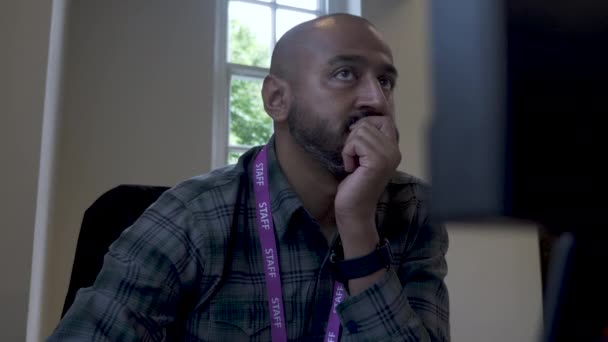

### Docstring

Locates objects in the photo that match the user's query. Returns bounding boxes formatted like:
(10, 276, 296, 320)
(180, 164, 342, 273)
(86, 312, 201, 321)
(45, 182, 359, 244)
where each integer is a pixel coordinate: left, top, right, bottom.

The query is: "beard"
(287, 104, 370, 179)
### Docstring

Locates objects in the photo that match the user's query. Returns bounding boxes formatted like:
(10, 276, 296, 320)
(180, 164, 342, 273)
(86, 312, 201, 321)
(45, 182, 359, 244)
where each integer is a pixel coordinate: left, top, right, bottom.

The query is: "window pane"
(277, 0, 319, 11)
(227, 150, 242, 165)
(229, 77, 273, 147)
(228, 1, 271, 67)
(275, 9, 317, 42)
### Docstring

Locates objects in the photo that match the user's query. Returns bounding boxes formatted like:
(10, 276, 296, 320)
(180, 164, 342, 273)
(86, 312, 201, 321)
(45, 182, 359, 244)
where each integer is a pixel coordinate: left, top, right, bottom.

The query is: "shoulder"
(133, 148, 262, 235)
(161, 146, 261, 214)
(385, 172, 448, 253)
(161, 164, 245, 214)
(377, 171, 432, 236)
(386, 170, 432, 205)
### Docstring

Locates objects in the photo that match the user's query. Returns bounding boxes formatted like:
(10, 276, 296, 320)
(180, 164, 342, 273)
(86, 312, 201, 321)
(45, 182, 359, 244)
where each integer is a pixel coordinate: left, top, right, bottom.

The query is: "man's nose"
(355, 75, 389, 115)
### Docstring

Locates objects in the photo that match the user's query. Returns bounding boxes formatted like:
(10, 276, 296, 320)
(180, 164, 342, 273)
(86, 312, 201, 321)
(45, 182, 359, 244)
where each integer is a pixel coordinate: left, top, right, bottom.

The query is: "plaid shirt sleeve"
(47, 190, 201, 341)
(337, 186, 450, 342)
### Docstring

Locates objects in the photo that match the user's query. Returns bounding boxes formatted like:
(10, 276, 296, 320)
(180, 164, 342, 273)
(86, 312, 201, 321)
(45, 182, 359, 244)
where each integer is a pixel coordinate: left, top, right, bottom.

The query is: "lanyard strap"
(325, 281, 346, 342)
(253, 146, 345, 342)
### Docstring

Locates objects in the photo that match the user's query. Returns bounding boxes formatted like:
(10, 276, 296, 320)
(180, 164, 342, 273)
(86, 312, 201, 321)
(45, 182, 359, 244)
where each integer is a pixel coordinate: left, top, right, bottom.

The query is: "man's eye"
(379, 77, 395, 90)
(335, 69, 355, 81)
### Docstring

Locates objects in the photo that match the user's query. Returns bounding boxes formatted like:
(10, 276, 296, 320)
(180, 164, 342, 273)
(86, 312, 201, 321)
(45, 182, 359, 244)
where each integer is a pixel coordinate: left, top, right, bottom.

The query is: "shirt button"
(345, 320, 358, 333)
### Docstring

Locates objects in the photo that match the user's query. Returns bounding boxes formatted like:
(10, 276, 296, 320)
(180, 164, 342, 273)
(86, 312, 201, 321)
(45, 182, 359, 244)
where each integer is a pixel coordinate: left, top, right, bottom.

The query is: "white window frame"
(211, 0, 361, 168)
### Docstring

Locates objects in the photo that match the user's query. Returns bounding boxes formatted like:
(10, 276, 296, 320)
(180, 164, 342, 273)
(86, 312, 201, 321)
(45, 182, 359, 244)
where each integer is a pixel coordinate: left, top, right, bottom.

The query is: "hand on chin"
(334, 116, 401, 238)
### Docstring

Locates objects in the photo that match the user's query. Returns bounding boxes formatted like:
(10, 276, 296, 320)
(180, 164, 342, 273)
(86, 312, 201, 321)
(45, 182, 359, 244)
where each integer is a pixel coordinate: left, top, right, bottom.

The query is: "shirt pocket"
(209, 299, 297, 339)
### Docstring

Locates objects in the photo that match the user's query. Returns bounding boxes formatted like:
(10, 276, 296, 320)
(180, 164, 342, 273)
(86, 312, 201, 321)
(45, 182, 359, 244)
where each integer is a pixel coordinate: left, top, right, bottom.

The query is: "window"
(212, 0, 361, 167)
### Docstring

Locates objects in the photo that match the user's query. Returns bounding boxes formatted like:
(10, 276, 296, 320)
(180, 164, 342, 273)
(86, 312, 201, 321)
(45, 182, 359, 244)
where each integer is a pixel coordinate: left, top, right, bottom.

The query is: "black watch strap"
(331, 238, 392, 282)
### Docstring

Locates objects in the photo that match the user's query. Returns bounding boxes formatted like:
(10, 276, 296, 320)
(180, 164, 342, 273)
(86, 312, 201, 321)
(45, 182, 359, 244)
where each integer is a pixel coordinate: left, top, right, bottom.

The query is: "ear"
(262, 74, 291, 123)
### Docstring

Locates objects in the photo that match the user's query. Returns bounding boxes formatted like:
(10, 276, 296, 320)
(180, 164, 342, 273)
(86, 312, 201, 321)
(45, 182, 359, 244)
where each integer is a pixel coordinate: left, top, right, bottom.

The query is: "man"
(49, 13, 449, 341)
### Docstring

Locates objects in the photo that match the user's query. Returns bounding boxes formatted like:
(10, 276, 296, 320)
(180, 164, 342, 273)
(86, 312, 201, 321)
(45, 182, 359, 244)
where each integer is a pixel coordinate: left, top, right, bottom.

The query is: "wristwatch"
(330, 238, 392, 282)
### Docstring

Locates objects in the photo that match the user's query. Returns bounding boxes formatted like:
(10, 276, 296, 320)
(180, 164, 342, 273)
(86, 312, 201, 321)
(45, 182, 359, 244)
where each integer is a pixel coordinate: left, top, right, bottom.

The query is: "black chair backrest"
(61, 184, 170, 317)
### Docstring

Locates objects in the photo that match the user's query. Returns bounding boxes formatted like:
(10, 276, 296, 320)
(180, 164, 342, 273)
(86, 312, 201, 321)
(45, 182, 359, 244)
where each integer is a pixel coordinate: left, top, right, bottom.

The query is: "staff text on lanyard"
(253, 146, 346, 342)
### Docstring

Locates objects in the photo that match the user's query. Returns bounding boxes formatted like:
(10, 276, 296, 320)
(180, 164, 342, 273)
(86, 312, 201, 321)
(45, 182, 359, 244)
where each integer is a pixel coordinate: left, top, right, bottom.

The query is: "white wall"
(0, 0, 53, 341)
(361, 1, 543, 341)
(38, 0, 218, 338)
(362, 0, 431, 179)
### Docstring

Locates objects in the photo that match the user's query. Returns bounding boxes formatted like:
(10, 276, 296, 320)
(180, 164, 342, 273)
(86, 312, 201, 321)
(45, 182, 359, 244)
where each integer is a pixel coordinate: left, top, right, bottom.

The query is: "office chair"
(61, 184, 170, 317)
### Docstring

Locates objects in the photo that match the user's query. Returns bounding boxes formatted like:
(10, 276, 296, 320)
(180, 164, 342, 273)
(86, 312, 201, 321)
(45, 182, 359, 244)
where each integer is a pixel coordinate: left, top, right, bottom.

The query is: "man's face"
(286, 20, 398, 178)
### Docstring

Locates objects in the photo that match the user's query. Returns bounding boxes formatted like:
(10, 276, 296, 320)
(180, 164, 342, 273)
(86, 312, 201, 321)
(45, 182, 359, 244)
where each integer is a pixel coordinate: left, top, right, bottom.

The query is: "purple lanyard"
(253, 146, 346, 342)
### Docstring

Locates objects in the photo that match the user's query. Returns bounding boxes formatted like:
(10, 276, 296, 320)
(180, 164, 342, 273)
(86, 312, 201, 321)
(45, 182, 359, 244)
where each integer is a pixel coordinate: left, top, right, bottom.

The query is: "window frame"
(211, 0, 361, 168)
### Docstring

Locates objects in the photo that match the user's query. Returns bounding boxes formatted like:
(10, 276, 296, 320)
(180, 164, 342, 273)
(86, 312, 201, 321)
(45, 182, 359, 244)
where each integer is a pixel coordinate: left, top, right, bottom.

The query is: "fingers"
(342, 127, 378, 172)
(349, 116, 399, 142)
(342, 120, 401, 173)
(343, 148, 356, 173)
(345, 122, 385, 159)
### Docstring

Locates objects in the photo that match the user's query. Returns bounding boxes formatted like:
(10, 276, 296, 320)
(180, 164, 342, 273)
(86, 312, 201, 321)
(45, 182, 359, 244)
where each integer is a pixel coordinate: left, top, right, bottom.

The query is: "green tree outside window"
(228, 19, 273, 151)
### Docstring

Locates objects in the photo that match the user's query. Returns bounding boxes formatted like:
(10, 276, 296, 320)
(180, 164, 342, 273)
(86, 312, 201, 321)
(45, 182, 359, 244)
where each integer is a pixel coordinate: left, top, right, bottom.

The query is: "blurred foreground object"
(429, 1, 607, 341)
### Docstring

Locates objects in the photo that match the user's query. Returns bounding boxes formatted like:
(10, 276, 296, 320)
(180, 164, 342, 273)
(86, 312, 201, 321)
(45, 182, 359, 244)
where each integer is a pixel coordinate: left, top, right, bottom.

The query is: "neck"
(274, 130, 340, 226)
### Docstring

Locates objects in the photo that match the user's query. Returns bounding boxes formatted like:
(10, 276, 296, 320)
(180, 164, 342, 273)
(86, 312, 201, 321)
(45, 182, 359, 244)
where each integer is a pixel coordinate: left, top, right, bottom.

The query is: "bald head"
(269, 14, 389, 82)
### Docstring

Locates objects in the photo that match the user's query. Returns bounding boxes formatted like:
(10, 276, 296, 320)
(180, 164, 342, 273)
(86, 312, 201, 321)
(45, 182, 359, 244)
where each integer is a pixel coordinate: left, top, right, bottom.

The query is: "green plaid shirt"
(49, 137, 449, 341)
